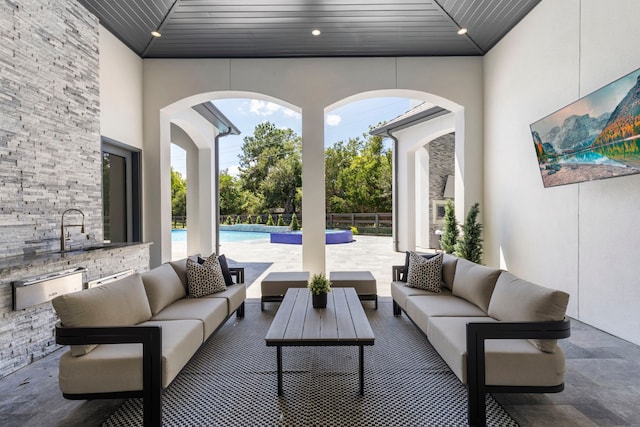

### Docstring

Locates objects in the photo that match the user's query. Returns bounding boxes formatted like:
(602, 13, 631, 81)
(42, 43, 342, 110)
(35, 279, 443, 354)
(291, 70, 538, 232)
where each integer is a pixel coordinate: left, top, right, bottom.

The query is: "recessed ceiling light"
(311, 29, 321, 36)
(457, 28, 468, 35)
(151, 30, 162, 38)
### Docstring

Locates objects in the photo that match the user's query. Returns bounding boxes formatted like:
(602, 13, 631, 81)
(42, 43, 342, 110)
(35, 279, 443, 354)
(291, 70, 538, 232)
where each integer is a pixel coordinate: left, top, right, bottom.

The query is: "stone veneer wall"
(427, 133, 455, 249)
(0, 244, 150, 379)
(0, 0, 102, 258)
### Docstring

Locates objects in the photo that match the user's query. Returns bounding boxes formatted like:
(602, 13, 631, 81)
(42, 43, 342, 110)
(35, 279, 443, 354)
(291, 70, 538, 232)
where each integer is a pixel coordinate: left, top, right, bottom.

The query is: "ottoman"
(261, 271, 310, 310)
(329, 271, 378, 309)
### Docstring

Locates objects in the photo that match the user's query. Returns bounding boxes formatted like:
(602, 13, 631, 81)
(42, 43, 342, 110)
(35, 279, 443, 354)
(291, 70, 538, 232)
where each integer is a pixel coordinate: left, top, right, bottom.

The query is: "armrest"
(392, 265, 404, 282)
(229, 267, 245, 284)
(465, 318, 570, 426)
(55, 323, 163, 426)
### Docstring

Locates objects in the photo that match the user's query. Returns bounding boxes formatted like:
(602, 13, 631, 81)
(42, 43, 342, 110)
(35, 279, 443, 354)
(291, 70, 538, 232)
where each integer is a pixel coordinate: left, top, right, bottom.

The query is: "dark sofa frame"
(55, 267, 245, 427)
(391, 265, 571, 427)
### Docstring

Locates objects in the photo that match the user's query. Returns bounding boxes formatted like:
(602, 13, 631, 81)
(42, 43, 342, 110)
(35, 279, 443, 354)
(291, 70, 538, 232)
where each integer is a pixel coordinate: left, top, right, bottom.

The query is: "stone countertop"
(0, 242, 152, 274)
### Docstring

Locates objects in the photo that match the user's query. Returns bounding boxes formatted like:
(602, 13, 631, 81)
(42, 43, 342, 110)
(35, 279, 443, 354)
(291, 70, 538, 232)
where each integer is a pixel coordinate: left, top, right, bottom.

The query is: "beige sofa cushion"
(204, 283, 247, 315)
(391, 282, 451, 310)
(488, 271, 569, 353)
(452, 258, 501, 312)
(168, 256, 199, 291)
(152, 297, 228, 341)
(405, 294, 488, 332)
(442, 254, 458, 290)
(58, 319, 203, 393)
(427, 316, 566, 387)
(51, 274, 152, 356)
(141, 264, 187, 315)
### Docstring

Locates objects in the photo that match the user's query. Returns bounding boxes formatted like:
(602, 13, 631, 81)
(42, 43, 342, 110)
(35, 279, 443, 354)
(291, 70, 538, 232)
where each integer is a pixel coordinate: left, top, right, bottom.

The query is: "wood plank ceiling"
(78, 0, 541, 58)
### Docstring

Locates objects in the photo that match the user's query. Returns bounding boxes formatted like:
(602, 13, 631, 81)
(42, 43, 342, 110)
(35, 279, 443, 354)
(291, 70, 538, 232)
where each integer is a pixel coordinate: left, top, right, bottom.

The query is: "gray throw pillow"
(406, 252, 443, 292)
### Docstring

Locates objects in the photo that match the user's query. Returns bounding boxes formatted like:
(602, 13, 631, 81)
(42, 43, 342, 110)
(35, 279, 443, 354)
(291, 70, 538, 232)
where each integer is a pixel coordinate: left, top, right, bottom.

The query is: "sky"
(171, 97, 417, 178)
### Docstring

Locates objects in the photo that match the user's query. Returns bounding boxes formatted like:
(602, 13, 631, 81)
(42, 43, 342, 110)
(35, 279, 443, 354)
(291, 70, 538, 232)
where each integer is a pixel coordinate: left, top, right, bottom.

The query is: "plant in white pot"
(308, 273, 331, 308)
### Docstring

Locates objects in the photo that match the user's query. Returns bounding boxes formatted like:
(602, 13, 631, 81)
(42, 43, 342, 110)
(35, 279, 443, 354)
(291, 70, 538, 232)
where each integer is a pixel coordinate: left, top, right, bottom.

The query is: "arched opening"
(324, 89, 462, 261)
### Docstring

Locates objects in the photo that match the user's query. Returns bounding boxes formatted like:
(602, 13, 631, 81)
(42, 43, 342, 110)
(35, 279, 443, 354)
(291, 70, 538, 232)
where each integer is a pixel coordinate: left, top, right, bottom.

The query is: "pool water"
(171, 229, 270, 243)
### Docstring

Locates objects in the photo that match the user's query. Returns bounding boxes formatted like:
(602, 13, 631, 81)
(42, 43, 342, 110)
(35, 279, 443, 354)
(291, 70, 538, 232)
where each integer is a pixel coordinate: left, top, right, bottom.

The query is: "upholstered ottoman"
(261, 271, 309, 310)
(329, 271, 378, 309)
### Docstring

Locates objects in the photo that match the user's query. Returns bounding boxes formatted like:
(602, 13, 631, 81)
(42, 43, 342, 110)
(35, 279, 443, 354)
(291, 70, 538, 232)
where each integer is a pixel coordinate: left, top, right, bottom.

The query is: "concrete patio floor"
(1, 236, 639, 426)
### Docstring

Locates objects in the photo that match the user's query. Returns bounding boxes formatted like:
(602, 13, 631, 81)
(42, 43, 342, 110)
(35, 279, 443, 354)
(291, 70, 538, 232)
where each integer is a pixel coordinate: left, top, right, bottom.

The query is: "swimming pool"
(172, 229, 270, 243)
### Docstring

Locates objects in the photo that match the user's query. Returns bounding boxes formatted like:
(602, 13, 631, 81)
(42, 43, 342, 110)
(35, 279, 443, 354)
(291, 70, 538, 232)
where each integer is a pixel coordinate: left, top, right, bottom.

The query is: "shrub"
(289, 213, 300, 231)
(440, 199, 459, 253)
(245, 214, 253, 224)
(255, 214, 263, 224)
(225, 215, 233, 225)
(266, 213, 274, 226)
(277, 214, 285, 226)
(455, 202, 483, 264)
(235, 215, 242, 225)
(350, 226, 359, 235)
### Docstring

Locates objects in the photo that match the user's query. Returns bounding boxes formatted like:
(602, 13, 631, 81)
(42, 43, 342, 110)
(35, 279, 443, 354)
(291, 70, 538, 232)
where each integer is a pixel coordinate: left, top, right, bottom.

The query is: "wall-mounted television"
(530, 68, 640, 188)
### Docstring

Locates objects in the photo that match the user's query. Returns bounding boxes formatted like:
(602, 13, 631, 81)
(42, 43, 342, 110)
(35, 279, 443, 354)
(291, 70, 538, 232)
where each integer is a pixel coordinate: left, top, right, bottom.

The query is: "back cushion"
(488, 271, 569, 353)
(168, 257, 195, 290)
(51, 273, 152, 356)
(441, 254, 458, 290)
(452, 258, 501, 312)
(141, 263, 187, 315)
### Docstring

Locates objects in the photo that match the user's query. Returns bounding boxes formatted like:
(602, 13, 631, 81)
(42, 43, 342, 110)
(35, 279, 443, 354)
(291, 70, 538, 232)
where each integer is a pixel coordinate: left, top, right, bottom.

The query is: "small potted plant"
(308, 272, 331, 308)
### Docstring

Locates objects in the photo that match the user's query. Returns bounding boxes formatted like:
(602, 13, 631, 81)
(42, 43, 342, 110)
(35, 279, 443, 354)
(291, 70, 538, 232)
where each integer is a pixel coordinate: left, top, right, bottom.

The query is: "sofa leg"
(392, 300, 401, 316)
(236, 302, 245, 318)
(467, 383, 487, 427)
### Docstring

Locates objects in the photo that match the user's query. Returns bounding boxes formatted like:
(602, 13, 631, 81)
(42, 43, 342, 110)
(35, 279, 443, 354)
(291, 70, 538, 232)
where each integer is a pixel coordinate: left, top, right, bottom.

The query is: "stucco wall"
(141, 59, 483, 268)
(484, 0, 640, 344)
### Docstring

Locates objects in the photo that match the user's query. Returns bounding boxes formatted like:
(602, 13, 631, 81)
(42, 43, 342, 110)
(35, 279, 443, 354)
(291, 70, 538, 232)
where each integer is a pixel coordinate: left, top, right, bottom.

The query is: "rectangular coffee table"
(265, 287, 375, 395)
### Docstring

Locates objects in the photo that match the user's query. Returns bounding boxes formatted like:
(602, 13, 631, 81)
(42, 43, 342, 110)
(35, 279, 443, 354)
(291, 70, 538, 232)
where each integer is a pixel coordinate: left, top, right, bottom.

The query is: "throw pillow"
(187, 256, 226, 297)
(406, 252, 443, 292)
(400, 251, 437, 282)
(198, 254, 235, 286)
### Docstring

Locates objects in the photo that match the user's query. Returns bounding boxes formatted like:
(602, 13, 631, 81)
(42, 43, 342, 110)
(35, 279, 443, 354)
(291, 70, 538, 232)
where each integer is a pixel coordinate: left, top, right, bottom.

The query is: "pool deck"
(173, 234, 407, 299)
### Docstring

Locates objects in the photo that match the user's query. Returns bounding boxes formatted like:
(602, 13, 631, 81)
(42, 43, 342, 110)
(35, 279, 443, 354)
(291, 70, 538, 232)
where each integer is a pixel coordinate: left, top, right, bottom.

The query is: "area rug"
(103, 299, 518, 427)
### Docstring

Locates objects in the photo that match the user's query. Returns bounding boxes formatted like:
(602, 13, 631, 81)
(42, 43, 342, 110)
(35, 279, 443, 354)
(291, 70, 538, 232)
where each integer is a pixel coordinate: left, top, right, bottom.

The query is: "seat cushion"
(58, 319, 203, 393)
(261, 272, 310, 296)
(152, 297, 228, 340)
(452, 258, 501, 312)
(329, 271, 377, 295)
(405, 294, 488, 333)
(391, 281, 451, 310)
(488, 271, 569, 353)
(141, 263, 187, 315)
(427, 316, 566, 387)
(52, 273, 152, 356)
(204, 283, 246, 315)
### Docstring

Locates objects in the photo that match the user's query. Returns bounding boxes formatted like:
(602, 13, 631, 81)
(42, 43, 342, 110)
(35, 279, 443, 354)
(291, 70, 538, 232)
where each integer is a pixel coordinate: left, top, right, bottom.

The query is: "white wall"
(99, 26, 143, 148)
(484, 0, 640, 345)
(142, 58, 484, 269)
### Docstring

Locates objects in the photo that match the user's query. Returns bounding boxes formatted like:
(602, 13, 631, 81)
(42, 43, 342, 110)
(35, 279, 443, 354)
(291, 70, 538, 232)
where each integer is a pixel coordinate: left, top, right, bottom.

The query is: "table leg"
(359, 345, 364, 395)
(277, 346, 283, 395)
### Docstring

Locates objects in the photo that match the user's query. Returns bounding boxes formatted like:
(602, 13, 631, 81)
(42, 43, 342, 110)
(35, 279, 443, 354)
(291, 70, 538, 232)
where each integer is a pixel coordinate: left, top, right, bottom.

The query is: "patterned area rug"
(103, 299, 518, 427)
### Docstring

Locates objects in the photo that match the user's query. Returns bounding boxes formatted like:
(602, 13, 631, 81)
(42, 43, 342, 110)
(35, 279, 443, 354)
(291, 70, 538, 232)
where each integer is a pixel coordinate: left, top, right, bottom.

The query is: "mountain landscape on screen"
(531, 69, 640, 187)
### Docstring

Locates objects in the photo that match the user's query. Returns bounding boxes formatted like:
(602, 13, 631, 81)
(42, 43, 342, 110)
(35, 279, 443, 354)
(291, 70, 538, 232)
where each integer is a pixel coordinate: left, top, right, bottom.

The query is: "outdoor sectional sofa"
(52, 257, 245, 427)
(391, 253, 571, 427)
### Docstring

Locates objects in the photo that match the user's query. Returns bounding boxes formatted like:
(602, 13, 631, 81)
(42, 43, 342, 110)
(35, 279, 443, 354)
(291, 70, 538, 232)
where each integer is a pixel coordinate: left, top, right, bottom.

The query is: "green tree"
(239, 122, 302, 214)
(440, 199, 459, 253)
(455, 203, 483, 264)
(219, 169, 243, 215)
(325, 133, 392, 213)
(266, 213, 275, 226)
(171, 168, 187, 220)
(277, 214, 285, 226)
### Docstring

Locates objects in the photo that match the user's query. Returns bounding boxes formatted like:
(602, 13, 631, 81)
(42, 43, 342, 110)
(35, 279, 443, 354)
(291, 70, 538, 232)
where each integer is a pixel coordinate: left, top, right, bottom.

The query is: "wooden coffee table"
(265, 287, 375, 395)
